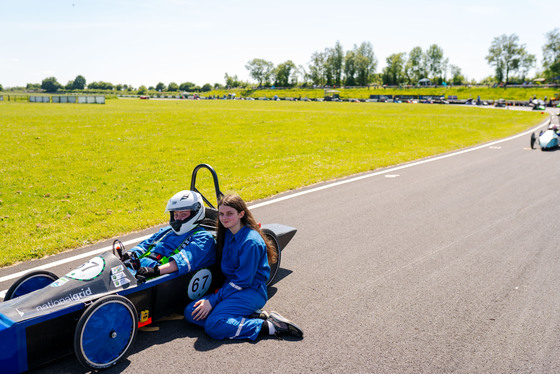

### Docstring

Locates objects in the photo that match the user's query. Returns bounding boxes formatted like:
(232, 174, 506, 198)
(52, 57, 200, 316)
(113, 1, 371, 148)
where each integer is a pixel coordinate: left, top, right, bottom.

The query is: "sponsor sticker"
(50, 277, 69, 287)
(113, 277, 131, 288)
(36, 287, 93, 311)
(140, 309, 150, 323)
(111, 272, 127, 281)
(111, 265, 124, 274)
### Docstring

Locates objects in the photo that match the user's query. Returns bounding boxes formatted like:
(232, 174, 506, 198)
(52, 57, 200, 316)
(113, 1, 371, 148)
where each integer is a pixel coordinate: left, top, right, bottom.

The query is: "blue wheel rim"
(81, 301, 134, 366)
(12, 275, 55, 298)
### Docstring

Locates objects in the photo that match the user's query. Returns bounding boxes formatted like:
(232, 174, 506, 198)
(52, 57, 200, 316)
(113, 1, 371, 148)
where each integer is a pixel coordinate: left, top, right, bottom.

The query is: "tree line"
(17, 76, 216, 95)
(2, 29, 558, 94)
(245, 30, 559, 87)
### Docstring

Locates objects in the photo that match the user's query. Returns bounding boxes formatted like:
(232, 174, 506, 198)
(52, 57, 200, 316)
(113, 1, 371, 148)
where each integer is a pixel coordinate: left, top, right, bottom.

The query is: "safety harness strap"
(140, 228, 203, 265)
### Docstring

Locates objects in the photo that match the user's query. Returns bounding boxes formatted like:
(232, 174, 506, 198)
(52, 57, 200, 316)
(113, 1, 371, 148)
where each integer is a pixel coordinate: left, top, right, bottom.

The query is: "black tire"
(4, 270, 58, 301)
(264, 232, 281, 286)
(530, 133, 536, 149)
(74, 295, 137, 370)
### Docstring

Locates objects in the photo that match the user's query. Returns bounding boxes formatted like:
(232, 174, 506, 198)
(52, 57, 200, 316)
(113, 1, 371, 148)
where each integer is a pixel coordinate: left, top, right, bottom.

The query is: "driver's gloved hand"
(136, 265, 160, 278)
(122, 252, 140, 271)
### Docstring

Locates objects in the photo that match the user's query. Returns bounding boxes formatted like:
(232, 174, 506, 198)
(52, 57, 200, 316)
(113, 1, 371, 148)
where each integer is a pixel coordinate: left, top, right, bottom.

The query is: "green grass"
(0, 99, 545, 267)
(210, 86, 559, 101)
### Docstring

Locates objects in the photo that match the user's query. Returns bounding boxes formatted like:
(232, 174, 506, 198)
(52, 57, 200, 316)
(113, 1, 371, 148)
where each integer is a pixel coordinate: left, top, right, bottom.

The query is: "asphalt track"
(3, 108, 560, 373)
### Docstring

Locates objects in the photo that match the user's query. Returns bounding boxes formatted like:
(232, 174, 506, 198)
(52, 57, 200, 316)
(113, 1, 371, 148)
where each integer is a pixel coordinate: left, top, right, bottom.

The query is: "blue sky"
(0, 0, 556, 88)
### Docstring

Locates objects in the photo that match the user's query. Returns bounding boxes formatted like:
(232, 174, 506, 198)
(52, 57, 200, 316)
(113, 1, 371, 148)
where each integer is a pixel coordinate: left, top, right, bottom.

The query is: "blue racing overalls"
(184, 225, 270, 340)
(129, 226, 216, 275)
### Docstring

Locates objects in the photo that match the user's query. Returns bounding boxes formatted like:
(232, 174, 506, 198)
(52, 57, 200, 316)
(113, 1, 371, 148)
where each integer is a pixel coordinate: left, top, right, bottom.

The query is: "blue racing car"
(0, 164, 296, 373)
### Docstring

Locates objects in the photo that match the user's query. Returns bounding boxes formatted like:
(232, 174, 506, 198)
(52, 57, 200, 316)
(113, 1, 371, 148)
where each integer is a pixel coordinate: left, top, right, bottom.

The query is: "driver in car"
(121, 190, 216, 279)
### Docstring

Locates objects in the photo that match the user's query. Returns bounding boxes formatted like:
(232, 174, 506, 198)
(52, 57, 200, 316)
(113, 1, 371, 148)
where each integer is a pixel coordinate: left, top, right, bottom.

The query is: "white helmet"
(165, 190, 205, 235)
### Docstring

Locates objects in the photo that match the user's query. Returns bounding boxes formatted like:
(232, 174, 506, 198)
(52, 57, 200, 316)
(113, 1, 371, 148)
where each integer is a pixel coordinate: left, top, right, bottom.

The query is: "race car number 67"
(188, 269, 212, 300)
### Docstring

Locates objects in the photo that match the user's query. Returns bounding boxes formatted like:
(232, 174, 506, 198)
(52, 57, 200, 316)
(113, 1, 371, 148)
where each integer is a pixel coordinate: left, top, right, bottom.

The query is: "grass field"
(0, 99, 545, 267)
(210, 86, 560, 101)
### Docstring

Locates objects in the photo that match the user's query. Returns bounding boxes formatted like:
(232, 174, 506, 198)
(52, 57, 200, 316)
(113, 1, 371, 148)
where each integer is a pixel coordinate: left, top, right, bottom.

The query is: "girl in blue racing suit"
(184, 194, 303, 340)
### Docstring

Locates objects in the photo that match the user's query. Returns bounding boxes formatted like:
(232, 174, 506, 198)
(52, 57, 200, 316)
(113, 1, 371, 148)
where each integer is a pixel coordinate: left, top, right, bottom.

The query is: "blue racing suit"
(129, 226, 216, 275)
(184, 225, 270, 340)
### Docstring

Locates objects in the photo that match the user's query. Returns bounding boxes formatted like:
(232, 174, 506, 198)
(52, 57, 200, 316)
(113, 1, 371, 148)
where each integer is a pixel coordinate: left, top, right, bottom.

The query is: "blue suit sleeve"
(129, 229, 164, 257)
(171, 231, 216, 274)
(207, 240, 262, 308)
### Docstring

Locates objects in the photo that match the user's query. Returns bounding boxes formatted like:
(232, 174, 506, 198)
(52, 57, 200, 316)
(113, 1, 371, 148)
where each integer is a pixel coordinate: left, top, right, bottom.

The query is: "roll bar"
(189, 164, 224, 209)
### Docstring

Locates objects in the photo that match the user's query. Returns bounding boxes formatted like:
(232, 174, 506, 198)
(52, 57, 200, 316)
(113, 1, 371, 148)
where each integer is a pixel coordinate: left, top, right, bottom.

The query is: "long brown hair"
(215, 194, 277, 267)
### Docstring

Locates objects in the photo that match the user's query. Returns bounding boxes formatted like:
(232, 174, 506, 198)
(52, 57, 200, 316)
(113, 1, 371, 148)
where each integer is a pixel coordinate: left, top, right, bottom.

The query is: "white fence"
(28, 95, 105, 104)
(29, 96, 51, 103)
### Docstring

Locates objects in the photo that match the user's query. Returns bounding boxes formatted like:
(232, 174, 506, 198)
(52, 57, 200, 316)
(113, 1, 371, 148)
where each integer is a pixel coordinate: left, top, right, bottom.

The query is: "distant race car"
(531, 99, 546, 111)
(530, 117, 560, 150)
(0, 164, 297, 373)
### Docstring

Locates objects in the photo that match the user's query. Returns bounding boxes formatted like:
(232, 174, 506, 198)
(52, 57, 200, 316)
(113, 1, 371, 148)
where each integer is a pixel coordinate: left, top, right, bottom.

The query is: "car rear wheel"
(74, 295, 138, 370)
(4, 270, 58, 301)
(530, 132, 536, 149)
(264, 232, 282, 287)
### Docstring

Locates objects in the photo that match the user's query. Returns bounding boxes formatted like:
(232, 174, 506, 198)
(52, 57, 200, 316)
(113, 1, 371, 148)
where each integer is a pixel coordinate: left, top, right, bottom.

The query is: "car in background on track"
(530, 116, 560, 151)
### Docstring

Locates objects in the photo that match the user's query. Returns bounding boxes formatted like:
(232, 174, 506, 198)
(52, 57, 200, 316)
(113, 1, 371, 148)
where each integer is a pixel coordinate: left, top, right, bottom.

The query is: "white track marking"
(0, 120, 547, 296)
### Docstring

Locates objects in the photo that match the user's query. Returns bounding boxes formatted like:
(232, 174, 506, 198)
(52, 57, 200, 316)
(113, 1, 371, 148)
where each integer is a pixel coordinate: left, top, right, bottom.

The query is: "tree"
(88, 81, 113, 90)
(41, 77, 62, 92)
(201, 83, 212, 92)
(72, 75, 86, 90)
(330, 41, 344, 86)
(308, 51, 327, 86)
(323, 49, 335, 86)
(274, 60, 296, 87)
(26, 83, 40, 90)
(297, 64, 309, 86)
(137, 85, 148, 95)
(65, 80, 74, 90)
(425, 44, 448, 83)
(449, 65, 465, 85)
(321, 43, 344, 86)
(0, 84, 3, 91)
(516, 49, 536, 81)
(486, 34, 535, 83)
(354, 42, 377, 86)
(290, 65, 302, 86)
(542, 28, 560, 79)
(155, 82, 165, 91)
(405, 46, 426, 84)
(168, 82, 179, 91)
(382, 53, 407, 86)
(245, 58, 274, 86)
(179, 82, 196, 91)
(344, 50, 357, 86)
(224, 73, 241, 88)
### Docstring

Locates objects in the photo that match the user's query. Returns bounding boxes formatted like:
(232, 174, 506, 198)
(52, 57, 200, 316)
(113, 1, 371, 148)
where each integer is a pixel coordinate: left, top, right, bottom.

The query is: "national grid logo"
(35, 287, 93, 311)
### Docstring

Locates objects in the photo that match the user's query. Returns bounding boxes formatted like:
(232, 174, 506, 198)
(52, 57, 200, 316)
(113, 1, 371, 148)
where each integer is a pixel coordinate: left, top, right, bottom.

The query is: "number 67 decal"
(187, 269, 212, 300)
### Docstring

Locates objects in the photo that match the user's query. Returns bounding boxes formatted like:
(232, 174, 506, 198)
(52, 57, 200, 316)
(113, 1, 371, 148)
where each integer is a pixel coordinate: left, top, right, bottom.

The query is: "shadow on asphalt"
(27, 267, 295, 373)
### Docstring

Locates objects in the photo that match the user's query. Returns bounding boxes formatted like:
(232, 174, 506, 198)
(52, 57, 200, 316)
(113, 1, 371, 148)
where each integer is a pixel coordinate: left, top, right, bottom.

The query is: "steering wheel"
(112, 239, 125, 260)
